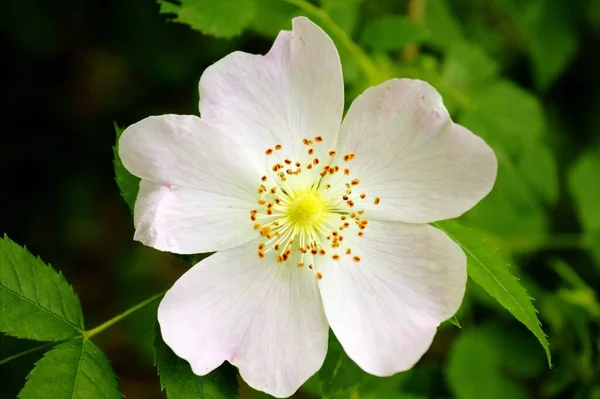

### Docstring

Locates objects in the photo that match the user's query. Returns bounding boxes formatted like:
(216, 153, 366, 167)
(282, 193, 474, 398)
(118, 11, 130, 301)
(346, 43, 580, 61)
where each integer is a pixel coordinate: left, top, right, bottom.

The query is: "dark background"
(1, 0, 599, 398)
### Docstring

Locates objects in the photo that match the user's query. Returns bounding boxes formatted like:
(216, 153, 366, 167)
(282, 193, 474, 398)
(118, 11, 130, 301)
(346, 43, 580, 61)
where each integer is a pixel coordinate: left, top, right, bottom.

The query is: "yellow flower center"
(249, 135, 382, 279)
(287, 191, 325, 227)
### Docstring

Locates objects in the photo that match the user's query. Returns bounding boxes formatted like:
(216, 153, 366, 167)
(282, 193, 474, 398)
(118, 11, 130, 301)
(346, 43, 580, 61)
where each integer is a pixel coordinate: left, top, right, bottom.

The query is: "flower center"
(287, 191, 325, 227)
(249, 135, 382, 279)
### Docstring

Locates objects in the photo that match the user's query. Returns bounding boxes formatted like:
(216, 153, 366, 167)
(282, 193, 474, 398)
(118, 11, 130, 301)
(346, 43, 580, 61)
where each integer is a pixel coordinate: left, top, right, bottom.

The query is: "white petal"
(337, 78, 497, 223)
(199, 17, 344, 161)
(317, 221, 466, 376)
(133, 180, 257, 253)
(158, 240, 329, 398)
(119, 114, 264, 200)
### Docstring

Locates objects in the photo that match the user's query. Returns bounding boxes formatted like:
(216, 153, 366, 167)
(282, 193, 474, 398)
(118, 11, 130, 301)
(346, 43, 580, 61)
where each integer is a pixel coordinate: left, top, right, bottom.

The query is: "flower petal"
(317, 220, 466, 376)
(133, 180, 257, 253)
(158, 240, 329, 398)
(199, 16, 344, 161)
(337, 78, 497, 223)
(119, 114, 263, 199)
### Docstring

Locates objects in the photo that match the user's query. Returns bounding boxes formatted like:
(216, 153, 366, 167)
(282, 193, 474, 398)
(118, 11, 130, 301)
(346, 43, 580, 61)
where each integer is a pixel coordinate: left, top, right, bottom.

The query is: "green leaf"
(318, 332, 366, 398)
(321, 0, 363, 35)
(462, 161, 548, 236)
(520, 0, 578, 91)
(359, 15, 428, 52)
(448, 315, 462, 328)
(364, 392, 426, 399)
(446, 327, 529, 399)
(113, 123, 141, 213)
(589, 0, 600, 35)
(424, 0, 464, 49)
(153, 322, 239, 399)
(519, 142, 559, 207)
(0, 236, 84, 341)
(458, 83, 557, 235)
(249, 0, 297, 37)
(441, 42, 498, 92)
(19, 339, 121, 399)
(433, 220, 551, 365)
(460, 80, 545, 157)
(157, 0, 256, 38)
(568, 148, 600, 233)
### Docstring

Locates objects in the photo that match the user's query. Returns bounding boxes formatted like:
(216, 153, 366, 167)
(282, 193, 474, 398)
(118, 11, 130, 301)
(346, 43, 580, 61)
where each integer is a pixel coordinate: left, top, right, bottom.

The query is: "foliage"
(0, 238, 122, 398)
(19, 340, 121, 399)
(154, 322, 239, 399)
(113, 123, 141, 213)
(2, 0, 600, 398)
(0, 236, 84, 341)
(434, 221, 551, 365)
(157, 0, 256, 38)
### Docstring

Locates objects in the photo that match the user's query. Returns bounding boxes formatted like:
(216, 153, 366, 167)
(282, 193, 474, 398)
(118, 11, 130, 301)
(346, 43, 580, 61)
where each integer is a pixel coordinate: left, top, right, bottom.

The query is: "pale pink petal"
(133, 180, 257, 253)
(337, 78, 497, 223)
(119, 114, 263, 200)
(317, 221, 466, 376)
(158, 240, 329, 398)
(199, 16, 344, 162)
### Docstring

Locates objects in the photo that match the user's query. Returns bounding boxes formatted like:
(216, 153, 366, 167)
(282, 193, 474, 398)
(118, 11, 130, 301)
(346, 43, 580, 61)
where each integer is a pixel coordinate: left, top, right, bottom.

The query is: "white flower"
(119, 17, 497, 398)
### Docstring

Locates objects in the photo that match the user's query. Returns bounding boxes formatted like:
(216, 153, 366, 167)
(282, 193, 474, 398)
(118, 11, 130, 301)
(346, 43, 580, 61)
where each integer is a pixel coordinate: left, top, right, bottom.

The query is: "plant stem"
(83, 291, 166, 339)
(403, 0, 427, 61)
(284, 0, 383, 83)
(0, 342, 57, 366)
(1, 291, 166, 366)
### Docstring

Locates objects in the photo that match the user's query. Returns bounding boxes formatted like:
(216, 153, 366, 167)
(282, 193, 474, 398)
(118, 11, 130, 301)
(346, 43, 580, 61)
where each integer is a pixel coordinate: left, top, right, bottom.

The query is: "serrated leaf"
(153, 322, 238, 399)
(568, 148, 600, 233)
(113, 123, 141, 213)
(318, 332, 366, 398)
(0, 236, 84, 341)
(359, 15, 428, 52)
(433, 220, 551, 365)
(19, 339, 121, 399)
(157, 0, 256, 38)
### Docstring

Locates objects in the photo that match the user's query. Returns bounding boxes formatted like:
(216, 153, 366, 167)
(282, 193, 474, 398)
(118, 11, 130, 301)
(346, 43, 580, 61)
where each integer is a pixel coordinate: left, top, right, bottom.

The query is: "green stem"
(1, 291, 166, 366)
(284, 0, 383, 83)
(0, 342, 57, 366)
(403, 0, 427, 61)
(83, 291, 166, 339)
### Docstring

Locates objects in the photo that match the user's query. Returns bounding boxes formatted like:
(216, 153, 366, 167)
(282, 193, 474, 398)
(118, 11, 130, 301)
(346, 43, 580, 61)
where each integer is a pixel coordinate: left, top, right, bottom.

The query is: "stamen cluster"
(249, 136, 381, 278)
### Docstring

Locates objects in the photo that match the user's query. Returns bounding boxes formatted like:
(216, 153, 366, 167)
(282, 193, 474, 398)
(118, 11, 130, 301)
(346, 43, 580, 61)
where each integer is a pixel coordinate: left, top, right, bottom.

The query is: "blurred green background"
(1, 0, 599, 398)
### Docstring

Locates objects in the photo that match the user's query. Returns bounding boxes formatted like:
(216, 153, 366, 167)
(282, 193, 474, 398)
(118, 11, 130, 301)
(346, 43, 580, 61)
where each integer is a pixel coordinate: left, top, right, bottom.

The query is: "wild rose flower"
(119, 17, 497, 398)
